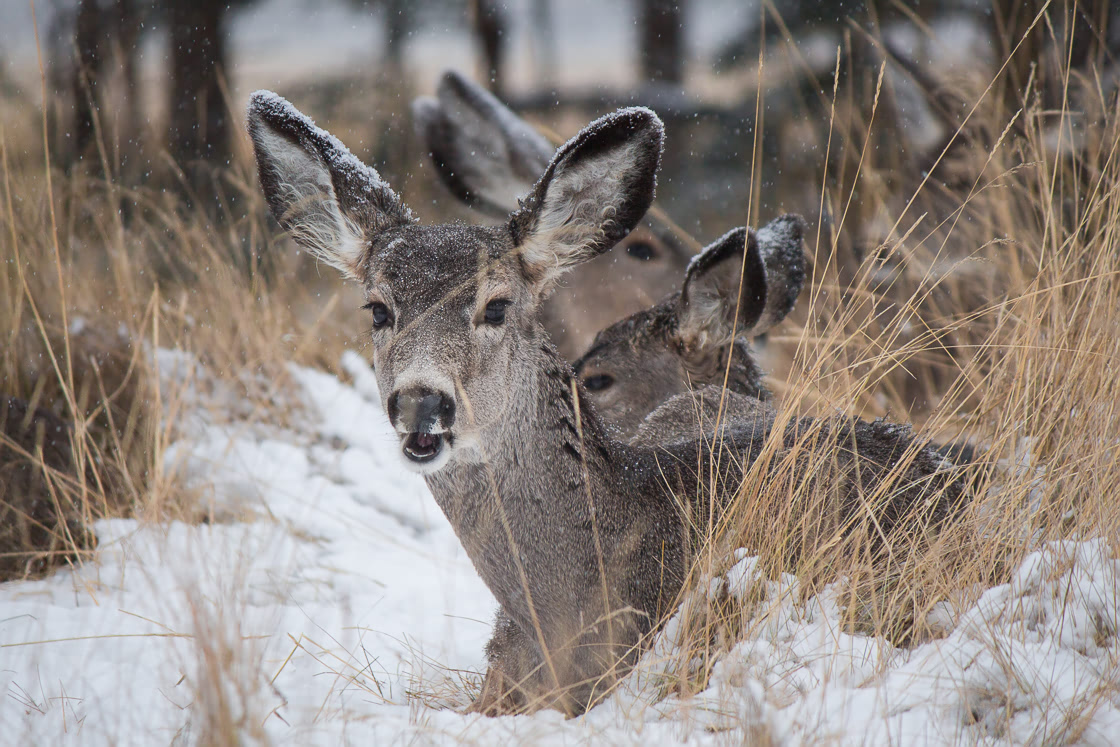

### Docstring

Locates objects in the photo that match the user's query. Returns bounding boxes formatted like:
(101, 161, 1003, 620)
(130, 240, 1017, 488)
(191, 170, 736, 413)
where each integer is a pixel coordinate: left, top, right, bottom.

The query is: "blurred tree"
(471, 0, 508, 97)
(166, 0, 255, 174)
(529, 0, 556, 88)
(638, 0, 685, 84)
(68, 0, 147, 169)
(72, 0, 103, 160)
(348, 0, 428, 71)
(351, 0, 489, 87)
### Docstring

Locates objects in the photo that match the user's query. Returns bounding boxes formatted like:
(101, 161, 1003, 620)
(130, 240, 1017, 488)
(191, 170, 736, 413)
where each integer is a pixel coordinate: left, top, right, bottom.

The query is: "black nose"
(388, 387, 456, 433)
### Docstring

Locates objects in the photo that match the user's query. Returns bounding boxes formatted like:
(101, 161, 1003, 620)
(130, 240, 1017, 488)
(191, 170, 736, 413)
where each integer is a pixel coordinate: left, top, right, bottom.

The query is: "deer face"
(248, 91, 663, 472)
(573, 216, 807, 438)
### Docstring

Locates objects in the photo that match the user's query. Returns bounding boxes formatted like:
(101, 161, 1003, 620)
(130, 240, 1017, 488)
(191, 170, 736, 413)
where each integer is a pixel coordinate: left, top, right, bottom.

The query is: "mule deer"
(248, 93, 965, 715)
(412, 70, 697, 360)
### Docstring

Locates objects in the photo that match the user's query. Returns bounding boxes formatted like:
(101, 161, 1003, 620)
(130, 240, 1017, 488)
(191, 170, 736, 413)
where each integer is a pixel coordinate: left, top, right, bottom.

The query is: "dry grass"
(1, 4, 1118, 738)
(645, 10, 1120, 723)
(0, 78, 395, 577)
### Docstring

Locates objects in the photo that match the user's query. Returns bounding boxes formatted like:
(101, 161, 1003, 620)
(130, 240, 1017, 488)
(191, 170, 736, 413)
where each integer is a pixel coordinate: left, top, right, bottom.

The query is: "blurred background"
(2, 0, 1113, 234)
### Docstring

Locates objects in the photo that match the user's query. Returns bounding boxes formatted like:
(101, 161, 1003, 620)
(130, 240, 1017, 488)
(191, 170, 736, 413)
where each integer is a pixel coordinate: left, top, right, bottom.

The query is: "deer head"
(573, 214, 806, 438)
(248, 91, 663, 473)
(412, 70, 693, 359)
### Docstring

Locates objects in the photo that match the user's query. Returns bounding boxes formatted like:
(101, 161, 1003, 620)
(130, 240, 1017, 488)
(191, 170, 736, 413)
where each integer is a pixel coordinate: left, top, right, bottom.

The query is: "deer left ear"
(412, 70, 554, 218)
(509, 107, 664, 294)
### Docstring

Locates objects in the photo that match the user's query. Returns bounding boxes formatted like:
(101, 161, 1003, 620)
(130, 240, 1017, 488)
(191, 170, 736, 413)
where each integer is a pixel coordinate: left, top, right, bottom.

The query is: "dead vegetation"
(638, 18, 1120, 713)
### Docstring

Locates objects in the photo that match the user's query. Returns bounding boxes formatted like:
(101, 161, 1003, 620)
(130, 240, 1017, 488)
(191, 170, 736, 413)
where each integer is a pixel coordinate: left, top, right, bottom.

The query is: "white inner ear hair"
(258, 128, 366, 278)
(678, 287, 732, 351)
(519, 140, 641, 288)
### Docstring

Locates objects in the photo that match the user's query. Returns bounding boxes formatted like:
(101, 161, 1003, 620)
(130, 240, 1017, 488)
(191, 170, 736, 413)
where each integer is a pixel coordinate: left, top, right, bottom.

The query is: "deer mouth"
(403, 432, 444, 464)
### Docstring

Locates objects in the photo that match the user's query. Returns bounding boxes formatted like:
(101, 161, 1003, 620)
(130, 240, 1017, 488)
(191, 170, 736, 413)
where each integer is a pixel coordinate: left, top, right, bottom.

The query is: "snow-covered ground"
(2, 350, 1119, 745)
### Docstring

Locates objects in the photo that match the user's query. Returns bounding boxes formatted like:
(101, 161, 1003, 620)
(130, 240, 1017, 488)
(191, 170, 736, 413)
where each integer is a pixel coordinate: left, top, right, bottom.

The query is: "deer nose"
(387, 387, 456, 433)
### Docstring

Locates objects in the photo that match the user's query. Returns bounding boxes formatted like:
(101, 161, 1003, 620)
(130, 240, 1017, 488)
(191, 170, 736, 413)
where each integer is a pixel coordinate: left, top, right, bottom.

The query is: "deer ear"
(412, 70, 554, 218)
(677, 227, 767, 350)
(509, 107, 664, 293)
(247, 90, 415, 280)
(753, 214, 807, 333)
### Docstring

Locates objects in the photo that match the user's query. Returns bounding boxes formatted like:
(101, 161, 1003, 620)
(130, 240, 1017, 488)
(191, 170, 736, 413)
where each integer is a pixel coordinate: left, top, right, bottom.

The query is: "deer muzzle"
(387, 387, 456, 467)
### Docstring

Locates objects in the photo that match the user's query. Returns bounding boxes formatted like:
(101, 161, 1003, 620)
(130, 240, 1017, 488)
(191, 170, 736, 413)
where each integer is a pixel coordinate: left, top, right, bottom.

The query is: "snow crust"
(1, 351, 1117, 745)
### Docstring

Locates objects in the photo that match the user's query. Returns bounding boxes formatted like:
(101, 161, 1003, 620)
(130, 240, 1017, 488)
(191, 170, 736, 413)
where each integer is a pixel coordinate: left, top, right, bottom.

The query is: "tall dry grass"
(652, 8, 1120, 733)
(0, 75, 399, 576)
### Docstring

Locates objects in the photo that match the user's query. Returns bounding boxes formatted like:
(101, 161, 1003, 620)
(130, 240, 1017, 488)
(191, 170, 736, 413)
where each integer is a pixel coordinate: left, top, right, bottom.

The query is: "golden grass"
(648, 13, 1120, 720)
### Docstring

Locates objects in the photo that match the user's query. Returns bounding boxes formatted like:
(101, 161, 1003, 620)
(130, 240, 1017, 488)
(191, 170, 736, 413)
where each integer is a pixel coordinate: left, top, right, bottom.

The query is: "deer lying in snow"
(247, 93, 965, 715)
(574, 216, 806, 439)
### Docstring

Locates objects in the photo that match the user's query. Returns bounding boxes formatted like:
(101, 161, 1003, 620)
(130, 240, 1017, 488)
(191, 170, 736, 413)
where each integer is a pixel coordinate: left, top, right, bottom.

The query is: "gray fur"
(248, 96, 964, 715)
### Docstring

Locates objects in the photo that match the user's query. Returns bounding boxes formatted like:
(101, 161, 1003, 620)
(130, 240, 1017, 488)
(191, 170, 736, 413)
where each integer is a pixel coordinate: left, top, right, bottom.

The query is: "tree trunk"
(472, 0, 507, 97)
(114, 0, 143, 142)
(383, 0, 408, 71)
(72, 0, 103, 162)
(989, 0, 1045, 114)
(530, 0, 556, 89)
(167, 1, 231, 172)
(638, 0, 684, 84)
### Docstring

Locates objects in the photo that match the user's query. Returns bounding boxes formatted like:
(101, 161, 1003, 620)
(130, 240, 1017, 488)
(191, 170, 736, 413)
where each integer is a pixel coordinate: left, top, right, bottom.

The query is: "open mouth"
(403, 432, 444, 463)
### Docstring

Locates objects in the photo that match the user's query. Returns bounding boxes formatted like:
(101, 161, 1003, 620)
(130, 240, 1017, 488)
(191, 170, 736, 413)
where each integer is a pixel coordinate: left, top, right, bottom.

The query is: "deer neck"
(423, 340, 685, 641)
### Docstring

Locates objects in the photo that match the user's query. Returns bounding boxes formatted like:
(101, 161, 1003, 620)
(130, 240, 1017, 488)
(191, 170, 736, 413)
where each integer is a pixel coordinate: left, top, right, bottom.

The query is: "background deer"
(248, 92, 965, 715)
(412, 70, 699, 361)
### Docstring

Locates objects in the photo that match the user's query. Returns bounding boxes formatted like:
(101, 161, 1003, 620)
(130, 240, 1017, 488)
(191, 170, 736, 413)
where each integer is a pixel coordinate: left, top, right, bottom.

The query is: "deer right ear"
(247, 91, 415, 280)
(677, 215, 807, 349)
(509, 107, 664, 294)
(753, 214, 807, 333)
(412, 70, 554, 218)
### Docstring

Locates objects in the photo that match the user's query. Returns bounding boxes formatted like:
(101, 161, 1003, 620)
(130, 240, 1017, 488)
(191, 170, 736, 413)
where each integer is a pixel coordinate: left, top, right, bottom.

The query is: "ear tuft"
(754, 213, 807, 331)
(678, 227, 766, 350)
(510, 107, 664, 292)
(247, 90, 414, 279)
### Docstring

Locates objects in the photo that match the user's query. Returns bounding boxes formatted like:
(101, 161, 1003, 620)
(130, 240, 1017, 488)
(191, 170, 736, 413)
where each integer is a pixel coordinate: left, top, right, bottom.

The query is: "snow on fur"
(247, 90, 411, 223)
(1, 352, 1117, 745)
(247, 91, 415, 278)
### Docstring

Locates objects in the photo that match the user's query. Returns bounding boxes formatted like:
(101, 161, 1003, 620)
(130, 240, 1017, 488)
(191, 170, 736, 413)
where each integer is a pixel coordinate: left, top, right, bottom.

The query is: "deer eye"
(484, 299, 511, 326)
(363, 301, 392, 329)
(625, 241, 657, 261)
(583, 374, 614, 392)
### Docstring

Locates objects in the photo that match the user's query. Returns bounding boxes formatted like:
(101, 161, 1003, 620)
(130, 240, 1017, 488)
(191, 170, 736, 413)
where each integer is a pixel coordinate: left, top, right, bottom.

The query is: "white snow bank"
(1, 351, 1117, 745)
